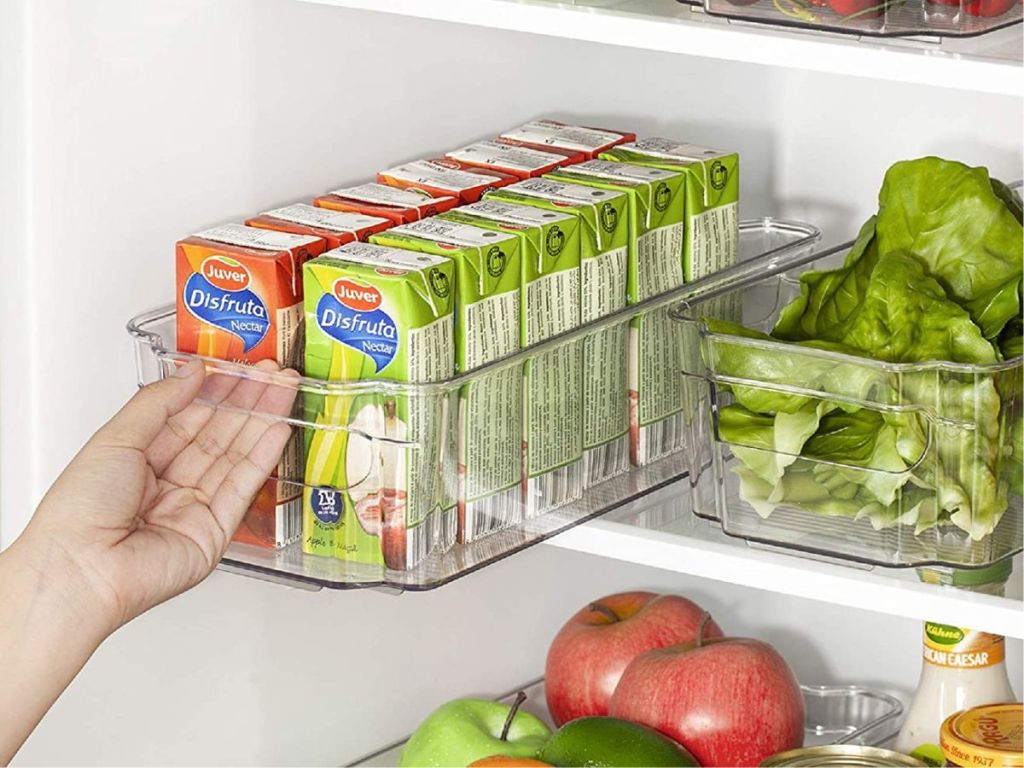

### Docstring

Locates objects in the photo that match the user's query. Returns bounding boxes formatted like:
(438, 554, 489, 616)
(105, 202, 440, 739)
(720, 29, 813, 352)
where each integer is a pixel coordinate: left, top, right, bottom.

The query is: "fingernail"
(174, 359, 204, 378)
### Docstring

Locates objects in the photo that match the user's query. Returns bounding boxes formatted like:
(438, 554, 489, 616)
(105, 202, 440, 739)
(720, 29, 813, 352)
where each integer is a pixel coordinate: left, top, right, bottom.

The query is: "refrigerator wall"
(1, 0, 1021, 765)
(20, 546, 1018, 766)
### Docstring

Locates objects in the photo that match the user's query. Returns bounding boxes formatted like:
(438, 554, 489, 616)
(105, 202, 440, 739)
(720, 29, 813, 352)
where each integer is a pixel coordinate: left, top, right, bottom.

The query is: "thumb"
(93, 359, 207, 451)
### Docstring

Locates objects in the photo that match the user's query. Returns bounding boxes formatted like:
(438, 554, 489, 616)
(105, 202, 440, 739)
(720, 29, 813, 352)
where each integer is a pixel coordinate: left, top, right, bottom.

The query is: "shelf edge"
(297, 0, 1023, 98)
(546, 519, 1024, 638)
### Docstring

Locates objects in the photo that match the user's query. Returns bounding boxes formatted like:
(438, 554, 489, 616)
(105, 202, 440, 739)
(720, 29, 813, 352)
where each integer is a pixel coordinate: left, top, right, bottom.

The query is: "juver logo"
(335, 278, 382, 311)
(201, 256, 250, 291)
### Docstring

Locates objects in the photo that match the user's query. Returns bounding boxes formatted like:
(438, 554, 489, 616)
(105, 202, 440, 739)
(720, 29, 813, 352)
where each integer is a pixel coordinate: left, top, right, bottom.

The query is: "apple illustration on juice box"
(545, 592, 724, 725)
(346, 402, 411, 570)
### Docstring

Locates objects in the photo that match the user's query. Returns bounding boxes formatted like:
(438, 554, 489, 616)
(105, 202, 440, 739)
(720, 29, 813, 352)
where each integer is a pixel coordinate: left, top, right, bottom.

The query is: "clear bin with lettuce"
(673, 159, 1023, 568)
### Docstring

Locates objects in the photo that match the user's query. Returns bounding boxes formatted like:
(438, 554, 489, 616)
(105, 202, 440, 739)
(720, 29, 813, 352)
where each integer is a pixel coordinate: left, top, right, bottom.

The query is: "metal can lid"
(760, 745, 928, 766)
(940, 703, 1023, 768)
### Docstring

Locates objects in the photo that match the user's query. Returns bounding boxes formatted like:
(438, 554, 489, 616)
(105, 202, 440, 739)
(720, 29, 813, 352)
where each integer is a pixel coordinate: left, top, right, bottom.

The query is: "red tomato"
(962, 0, 1014, 15)
(827, 0, 884, 14)
(826, 0, 884, 15)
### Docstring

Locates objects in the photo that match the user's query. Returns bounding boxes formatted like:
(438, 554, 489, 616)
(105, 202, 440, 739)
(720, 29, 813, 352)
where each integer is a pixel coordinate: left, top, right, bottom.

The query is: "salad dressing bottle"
(895, 560, 1017, 766)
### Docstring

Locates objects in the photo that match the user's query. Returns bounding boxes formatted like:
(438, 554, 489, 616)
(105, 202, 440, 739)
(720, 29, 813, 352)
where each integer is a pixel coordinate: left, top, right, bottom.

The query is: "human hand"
(20, 359, 296, 635)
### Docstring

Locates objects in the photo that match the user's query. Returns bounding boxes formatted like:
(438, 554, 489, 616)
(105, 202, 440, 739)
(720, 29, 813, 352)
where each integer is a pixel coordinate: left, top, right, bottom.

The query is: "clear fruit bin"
(352, 678, 904, 766)
(671, 239, 1023, 570)
(128, 218, 819, 591)
(687, 0, 1021, 38)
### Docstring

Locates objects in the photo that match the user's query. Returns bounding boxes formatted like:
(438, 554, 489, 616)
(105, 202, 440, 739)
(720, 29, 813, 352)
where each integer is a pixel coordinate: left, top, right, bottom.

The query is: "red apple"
(609, 624, 804, 768)
(545, 592, 724, 727)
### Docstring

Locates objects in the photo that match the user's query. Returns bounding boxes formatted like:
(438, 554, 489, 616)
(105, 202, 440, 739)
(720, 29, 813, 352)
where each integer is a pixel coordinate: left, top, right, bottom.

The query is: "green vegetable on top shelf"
(708, 157, 1023, 542)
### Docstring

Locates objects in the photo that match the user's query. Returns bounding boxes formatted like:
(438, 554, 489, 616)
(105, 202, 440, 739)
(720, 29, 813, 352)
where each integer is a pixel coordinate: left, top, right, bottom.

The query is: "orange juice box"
(246, 203, 391, 249)
(176, 223, 327, 548)
(499, 120, 636, 161)
(377, 159, 518, 204)
(444, 140, 575, 180)
(314, 182, 458, 225)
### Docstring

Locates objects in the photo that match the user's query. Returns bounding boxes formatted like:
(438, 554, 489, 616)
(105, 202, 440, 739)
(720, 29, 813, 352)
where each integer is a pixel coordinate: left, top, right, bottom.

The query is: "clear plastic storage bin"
(690, 0, 1021, 38)
(129, 218, 819, 591)
(672, 240, 1023, 569)
(353, 678, 903, 766)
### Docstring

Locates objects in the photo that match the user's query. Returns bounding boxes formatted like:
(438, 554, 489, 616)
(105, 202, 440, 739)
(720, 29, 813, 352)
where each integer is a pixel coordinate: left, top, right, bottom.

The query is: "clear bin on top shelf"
(129, 218, 819, 591)
(671, 240, 1023, 570)
(689, 0, 1021, 38)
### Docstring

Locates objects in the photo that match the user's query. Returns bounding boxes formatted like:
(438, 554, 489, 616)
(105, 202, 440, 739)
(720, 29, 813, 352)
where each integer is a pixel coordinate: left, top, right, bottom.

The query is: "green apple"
(539, 717, 697, 767)
(399, 693, 552, 768)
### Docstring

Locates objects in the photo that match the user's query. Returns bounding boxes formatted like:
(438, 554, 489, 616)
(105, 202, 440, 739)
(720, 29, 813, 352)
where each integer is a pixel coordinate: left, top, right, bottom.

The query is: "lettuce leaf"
(705, 318, 883, 414)
(837, 251, 1000, 366)
(998, 311, 1023, 360)
(1009, 415, 1023, 497)
(876, 157, 1023, 339)
(803, 410, 883, 465)
(720, 401, 835, 486)
(772, 217, 878, 343)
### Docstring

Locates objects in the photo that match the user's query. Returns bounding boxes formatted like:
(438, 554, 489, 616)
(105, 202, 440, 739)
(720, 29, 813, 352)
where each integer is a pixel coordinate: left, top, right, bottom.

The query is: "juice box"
(600, 141, 739, 465)
(499, 119, 636, 161)
(370, 219, 523, 543)
(546, 160, 686, 303)
(303, 242, 455, 570)
(176, 223, 327, 548)
(438, 201, 585, 518)
(445, 140, 574, 180)
(314, 182, 458, 225)
(546, 161, 689, 468)
(369, 220, 522, 373)
(496, 138, 586, 167)
(598, 139, 740, 281)
(377, 159, 517, 204)
(246, 203, 392, 249)
(484, 180, 631, 487)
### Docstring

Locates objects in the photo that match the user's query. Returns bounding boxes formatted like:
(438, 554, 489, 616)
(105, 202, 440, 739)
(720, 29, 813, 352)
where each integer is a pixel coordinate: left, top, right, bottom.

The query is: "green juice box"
(598, 139, 740, 281)
(439, 201, 586, 516)
(546, 160, 686, 303)
(484, 180, 631, 488)
(545, 161, 689, 467)
(370, 219, 523, 542)
(302, 242, 454, 571)
(437, 201, 584, 517)
(600, 140, 740, 464)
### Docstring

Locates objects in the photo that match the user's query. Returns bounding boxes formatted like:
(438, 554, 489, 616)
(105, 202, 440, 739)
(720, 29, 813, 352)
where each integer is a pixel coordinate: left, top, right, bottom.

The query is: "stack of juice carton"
(174, 119, 739, 571)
